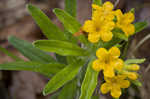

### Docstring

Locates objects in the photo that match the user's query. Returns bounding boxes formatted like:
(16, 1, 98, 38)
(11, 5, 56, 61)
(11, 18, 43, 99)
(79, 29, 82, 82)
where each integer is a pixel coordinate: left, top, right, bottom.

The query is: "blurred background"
(0, 0, 150, 99)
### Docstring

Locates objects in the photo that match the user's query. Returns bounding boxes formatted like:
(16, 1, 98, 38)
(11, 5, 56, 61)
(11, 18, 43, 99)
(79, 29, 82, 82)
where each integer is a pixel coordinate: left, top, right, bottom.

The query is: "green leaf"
(67, 56, 78, 64)
(50, 92, 60, 99)
(8, 36, 56, 63)
(53, 8, 81, 34)
(43, 60, 84, 96)
(125, 58, 145, 64)
(33, 40, 88, 56)
(98, 38, 122, 49)
(80, 58, 98, 99)
(114, 32, 128, 41)
(113, 28, 128, 41)
(0, 46, 21, 61)
(58, 78, 77, 99)
(134, 21, 148, 33)
(27, 4, 66, 41)
(93, 0, 102, 6)
(0, 61, 65, 77)
(131, 80, 142, 87)
(65, 0, 77, 17)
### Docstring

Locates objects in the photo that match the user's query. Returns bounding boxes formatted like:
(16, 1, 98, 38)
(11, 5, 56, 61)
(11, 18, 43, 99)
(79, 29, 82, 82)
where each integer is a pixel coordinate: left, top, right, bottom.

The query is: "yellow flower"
(121, 64, 140, 80)
(100, 75, 130, 98)
(92, 47, 123, 77)
(92, 1, 114, 22)
(82, 2, 115, 43)
(114, 9, 135, 37)
(83, 19, 114, 43)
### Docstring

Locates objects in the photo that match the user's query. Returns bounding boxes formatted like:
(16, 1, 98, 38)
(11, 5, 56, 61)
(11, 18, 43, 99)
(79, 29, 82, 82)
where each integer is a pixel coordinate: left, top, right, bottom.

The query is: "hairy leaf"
(58, 78, 77, 99)
(27, 4, 67, 41)
(65, 0, 77, 17)
(0, 61, 65, 77)
(43, 60, 84, 95)
(53, 8, 81, 34)
(33, 40, 88, 56)
(80, 58, 98, 99)
(8, 36, 56, 63)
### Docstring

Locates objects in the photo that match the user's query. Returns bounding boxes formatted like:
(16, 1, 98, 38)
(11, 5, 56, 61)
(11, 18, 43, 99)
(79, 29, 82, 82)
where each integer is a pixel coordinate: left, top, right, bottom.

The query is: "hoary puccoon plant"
(0, 0, 148, 99)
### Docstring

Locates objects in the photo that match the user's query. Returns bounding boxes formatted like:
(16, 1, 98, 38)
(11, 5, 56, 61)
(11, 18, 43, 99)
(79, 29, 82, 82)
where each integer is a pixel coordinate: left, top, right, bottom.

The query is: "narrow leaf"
(93, 0, 102, 6)
(27, 4, 67, 41)
(0, 61, 65, 77)
(80, 59, 98, 99)
(58, 78, 77, 99)
(0, 46, 21, 61)
(65, 0, 77, 17)
(33, 40, 88, 56)
(53, 8, 81, 34)
(125, 58, 145, 64)
(8, 36, 56, 63)
(134, 21, 148, 33)
(43, 60, 84, 96)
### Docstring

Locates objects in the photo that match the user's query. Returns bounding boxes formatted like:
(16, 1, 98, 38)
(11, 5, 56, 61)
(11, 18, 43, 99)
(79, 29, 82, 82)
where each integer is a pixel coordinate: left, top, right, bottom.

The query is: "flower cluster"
(92, 47, 140, 98)
(82, 1, 140, 98)
(82, 1, 135, 43)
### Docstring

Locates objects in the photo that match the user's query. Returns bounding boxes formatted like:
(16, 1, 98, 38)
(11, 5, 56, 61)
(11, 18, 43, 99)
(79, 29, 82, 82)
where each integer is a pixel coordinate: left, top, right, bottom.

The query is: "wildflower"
(92, 47, 123, 77)
(92, 1, 114, 22)
(100, 75, 130, 98)
(120, 64, 140, 80)
(82, 2, 115, 43)
(114, 9, 135, 37)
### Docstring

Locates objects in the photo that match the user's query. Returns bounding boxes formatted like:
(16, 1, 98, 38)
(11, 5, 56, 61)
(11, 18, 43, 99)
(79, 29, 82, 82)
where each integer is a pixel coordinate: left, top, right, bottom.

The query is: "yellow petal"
(113, 59, 124, 70)
(100, 31, 113, 42)
(82, 20, 94, 33)
(103, 21, 115, 30)
(103, 1, 114, 11)
(111, 86, 122, 98)
(88, 33, 100, 43)
(100, 83, 111, 94)
(92, 59, 103, 71)
(96, 48, 108, 60)
(105, 13, 115, 21)
(103, 66, 115, 77)
(122, 24, 135, 37)
(119, 80, 130, 88)
(114, 9, 123, 22)
(116, 74, 127, 80)
(124, 12, 135, 23)
(109, 47, 120, 58)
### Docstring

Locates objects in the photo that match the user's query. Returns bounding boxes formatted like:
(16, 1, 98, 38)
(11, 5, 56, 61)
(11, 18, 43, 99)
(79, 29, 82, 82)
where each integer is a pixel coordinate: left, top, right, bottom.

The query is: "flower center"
(96, 27, 101, 32)
(104, 58, 110, 64)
